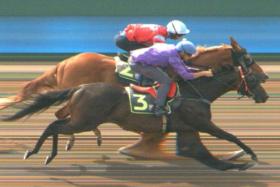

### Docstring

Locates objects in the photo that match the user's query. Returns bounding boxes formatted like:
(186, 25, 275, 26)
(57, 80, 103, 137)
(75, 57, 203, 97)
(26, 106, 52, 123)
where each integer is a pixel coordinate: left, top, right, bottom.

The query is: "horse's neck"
(191, 45, 233, 68)
(179, 70, 237, 102)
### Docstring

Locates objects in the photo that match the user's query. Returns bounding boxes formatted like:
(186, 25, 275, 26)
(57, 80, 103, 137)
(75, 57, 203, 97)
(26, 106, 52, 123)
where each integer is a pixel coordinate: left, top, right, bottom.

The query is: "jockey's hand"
(191, 70, 213, 79)
(203, 70, 213, 77)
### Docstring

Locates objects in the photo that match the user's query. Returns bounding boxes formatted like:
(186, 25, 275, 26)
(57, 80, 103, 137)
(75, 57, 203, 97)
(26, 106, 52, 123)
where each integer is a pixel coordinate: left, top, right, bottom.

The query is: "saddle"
(115, 56, 181, 115)
(130, 82, 178, 99)
(114, 56, 153, 86)
(125, 82, 180, 115)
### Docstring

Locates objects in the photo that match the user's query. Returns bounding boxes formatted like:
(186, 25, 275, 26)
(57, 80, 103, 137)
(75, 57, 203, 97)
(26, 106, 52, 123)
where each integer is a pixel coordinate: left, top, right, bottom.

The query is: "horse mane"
(190, 44, 232, 61)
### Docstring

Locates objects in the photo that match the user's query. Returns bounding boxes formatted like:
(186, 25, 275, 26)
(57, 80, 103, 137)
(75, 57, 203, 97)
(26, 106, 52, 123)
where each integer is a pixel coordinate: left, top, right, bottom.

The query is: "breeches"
(130, 62, 172, 106)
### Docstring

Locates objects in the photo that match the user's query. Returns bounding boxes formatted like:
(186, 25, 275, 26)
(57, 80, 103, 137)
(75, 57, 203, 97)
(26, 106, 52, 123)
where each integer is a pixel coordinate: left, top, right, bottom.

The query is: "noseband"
(236, 66, 253, 97)
(211, 65, 254, 98)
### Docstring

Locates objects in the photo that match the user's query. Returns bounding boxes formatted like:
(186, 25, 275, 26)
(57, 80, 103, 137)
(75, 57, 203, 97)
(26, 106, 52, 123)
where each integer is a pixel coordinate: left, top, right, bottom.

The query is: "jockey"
(129, 39, 213, 116)
(115, 20, 190, 52)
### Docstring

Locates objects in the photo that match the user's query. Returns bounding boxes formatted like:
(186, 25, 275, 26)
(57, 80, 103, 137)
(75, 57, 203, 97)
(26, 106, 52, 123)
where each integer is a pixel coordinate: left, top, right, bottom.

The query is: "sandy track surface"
(0, 63, 279, 186)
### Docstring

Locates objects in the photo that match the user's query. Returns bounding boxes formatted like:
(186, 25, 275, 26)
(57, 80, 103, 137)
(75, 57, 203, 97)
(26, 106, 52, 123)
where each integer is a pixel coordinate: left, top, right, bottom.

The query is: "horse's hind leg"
(65, 128, 102, 152)
(45, 134, 58, 165)
(54, 104, 77, 152)
(55, 103, 70, 119)
(196, 120, 257, 161)
(65, 134, 75, 151)
(176, 131, 256, 171)
(24, 119, 71, 164)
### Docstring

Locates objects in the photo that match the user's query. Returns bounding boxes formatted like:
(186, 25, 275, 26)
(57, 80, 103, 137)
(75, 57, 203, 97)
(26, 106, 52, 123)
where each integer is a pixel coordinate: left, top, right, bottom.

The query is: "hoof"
(239, 161, 257, 171)
(65, 143, 71, 151)
(45, 155, 54, 165)
(65, 141, 74, 151)
(251, 155, 258, 162)
(65, 135, 75, 151)
(221, 150, 246, 161)
(23, 150, 32, 160)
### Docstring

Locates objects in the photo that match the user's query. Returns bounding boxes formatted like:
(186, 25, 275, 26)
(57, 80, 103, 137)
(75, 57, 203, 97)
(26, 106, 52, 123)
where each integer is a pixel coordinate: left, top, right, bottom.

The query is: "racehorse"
(3, 53, 269, 170)
(0, 38, 267, 109)
(0, 37, 269, 159)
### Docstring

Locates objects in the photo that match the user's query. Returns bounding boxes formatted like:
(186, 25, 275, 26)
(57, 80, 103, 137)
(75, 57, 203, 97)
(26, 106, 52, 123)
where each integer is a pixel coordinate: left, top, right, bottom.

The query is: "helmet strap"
(171, 22, 178, 35)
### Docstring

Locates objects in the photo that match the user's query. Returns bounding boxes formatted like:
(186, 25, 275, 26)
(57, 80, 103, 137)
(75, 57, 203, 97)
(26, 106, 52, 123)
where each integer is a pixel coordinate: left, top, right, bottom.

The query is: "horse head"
(229, 37, 269, 103)
(230, 37, 269, 82)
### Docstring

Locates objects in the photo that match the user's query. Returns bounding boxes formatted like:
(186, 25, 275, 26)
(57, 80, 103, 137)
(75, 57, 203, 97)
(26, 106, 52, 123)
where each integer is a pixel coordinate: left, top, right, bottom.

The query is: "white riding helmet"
(166, 20, 190, 35)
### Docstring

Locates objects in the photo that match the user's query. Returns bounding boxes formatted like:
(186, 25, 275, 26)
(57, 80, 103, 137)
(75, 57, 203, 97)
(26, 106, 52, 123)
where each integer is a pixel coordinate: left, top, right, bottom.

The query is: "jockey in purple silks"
(130, 39, 213, 116)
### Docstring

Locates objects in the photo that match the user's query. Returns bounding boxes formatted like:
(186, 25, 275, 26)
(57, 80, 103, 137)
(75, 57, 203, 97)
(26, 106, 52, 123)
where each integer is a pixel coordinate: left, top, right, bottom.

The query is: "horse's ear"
(230, 36, 242, 51)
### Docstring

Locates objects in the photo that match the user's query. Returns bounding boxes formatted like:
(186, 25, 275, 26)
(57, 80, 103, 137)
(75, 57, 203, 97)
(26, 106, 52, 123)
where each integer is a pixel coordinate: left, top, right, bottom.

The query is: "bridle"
(236, 66, 252, 97)
(182, 48, 261, 101)
(212, 65, 253, 97)
(183, 65, 254, 103)
(231, 48, 256, 97)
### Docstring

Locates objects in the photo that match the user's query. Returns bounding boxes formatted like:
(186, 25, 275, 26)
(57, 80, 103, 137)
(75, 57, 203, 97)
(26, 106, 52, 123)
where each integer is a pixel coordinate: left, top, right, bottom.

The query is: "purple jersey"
(131, 43, 194, 80)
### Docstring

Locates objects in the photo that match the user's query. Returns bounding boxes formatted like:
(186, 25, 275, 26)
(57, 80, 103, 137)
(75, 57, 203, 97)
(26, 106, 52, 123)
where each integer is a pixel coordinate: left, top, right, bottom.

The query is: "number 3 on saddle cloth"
(115, 56, 181, 115)
(125, 82, 180, 115)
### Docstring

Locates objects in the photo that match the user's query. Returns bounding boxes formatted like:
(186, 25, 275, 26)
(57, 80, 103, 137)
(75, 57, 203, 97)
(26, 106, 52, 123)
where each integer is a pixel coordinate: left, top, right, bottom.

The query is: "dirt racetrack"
(0, 62, 279, 187)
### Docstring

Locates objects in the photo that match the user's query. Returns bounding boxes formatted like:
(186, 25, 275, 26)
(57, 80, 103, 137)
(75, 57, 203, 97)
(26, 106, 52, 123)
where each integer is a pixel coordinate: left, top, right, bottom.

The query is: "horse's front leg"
(176, 131, 255, 171)
(176, 131, 245, 161)
(195, 120, 258, 161)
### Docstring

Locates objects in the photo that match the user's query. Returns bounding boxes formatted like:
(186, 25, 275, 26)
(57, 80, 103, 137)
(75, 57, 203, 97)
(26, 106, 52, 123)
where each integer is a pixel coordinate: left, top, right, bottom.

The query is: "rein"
(184, 66, 251, 102)
(184, 80, 205, 99)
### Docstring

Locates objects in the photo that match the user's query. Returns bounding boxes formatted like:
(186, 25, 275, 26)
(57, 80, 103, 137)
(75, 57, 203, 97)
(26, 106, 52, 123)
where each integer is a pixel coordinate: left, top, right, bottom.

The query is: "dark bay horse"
(0, 37, 269, 159)
(0, 38, 266, 109)
(3, 58, 269, 170)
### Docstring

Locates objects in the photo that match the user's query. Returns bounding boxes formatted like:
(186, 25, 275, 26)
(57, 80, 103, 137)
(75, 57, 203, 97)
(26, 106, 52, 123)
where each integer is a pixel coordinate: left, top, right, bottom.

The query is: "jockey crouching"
(129, 39, 213, 117)
(115, 20, 189, 52)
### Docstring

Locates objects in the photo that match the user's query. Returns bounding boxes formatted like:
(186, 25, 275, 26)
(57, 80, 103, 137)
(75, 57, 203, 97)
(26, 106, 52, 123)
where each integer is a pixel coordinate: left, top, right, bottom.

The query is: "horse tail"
(0, 65, 59, 110)
(3, 87, 79, 121)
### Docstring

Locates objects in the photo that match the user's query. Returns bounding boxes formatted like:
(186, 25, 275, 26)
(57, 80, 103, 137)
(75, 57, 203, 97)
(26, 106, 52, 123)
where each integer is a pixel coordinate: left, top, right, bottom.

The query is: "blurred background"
(0, 0, 279, 57)
(0, 0, 279, 186)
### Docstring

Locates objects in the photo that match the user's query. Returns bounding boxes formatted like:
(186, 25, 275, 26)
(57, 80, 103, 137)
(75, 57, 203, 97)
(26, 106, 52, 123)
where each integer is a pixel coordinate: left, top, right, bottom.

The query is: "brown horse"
(3, 55, 269, 170)
(0, 38, 266, 109)
(0, 37, 268, 159)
